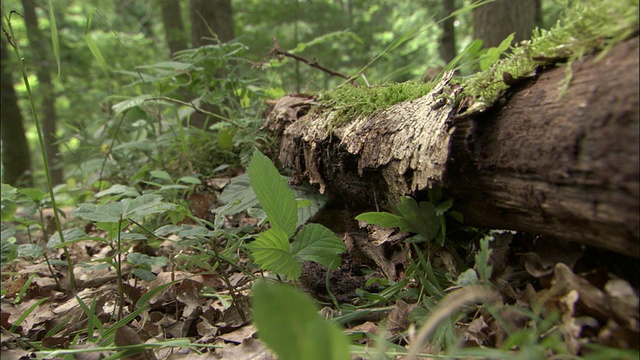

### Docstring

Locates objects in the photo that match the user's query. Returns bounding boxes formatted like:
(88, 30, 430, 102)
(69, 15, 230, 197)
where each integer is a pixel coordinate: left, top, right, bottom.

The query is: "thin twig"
(269, 38, 357, 86)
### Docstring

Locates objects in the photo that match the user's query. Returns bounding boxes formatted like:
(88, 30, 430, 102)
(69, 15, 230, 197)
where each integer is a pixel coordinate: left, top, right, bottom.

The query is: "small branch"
(268, 38, 357, 86)
(145, 96, 246, 129)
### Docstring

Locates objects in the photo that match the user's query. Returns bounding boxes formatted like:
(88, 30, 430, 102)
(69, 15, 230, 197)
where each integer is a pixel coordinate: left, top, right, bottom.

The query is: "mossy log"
(264, 37, 639, 256)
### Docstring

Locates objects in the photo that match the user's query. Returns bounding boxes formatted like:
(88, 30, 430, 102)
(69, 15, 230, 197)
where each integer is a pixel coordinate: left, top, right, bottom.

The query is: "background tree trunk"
(438, 0, 457, 64)
(22, 0, 63, 185)
(1, 36, 33, 187)
(265, 37, 639, 256)
(190, 0, 235, 47)
(472, 0, 537, 48)
(160, 0, 188, 56)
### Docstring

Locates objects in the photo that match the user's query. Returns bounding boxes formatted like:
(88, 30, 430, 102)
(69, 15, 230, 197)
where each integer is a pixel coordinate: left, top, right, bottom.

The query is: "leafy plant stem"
(3, 13, 76, 293)
(211, 242, 247, 322)
(115, 215, 125, 321)
(99, 111, 127, 192)
(146, 96, 246, 129)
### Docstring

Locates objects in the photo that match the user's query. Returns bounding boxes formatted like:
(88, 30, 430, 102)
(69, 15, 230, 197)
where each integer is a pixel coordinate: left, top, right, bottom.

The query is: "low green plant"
(245, 149, 346, 279)
(252, 281, 350, 360)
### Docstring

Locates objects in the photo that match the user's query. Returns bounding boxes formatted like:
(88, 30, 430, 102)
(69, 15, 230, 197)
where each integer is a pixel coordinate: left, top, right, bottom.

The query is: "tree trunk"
(190, 0, 235, 47)
(22, 0, 63, 185)
(438, 0, 457, 64)
(1, 36, 33, 187)
(472, 0, 537, 48)
(160, 0, 188, 56)
(264, 37, 639, 256)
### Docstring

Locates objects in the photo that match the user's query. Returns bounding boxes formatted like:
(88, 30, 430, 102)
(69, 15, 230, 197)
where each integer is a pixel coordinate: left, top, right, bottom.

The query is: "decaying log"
(264, 37, 639, 256)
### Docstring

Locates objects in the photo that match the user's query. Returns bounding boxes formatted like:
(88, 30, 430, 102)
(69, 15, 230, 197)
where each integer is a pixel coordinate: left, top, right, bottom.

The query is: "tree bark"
(1, 36, 33, 187)
(438, 0, 457, 64)
(22, 0, 63, 185)
(472, 0, 537, 48)
(160, 0, 188, 56)
(264, 37, 639, 256)
(190, 0, 235, 47)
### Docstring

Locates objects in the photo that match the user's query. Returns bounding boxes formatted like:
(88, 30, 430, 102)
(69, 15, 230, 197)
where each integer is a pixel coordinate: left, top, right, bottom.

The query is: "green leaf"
(355, 211, 411, 230)
(216, 174, 259, 216)
(246, 227, 300, 279)
(247, 149, 298, 237)
(95, 184, 140, 198)
(292, 224, 346, 270)
(435, 198, 454, 216)
(72, 202, 124, 223)
(84, 13, 108, 75)
(19, 188, 47, 202)
(111, 94, 153, 115)
(150, 170, 172, 181)
(47, 228, 88, 249)
(252, 282, 350, 360)
(177, 176, 201, 185)
(122, 194, 175, 220)
(397, 197, 440, 241)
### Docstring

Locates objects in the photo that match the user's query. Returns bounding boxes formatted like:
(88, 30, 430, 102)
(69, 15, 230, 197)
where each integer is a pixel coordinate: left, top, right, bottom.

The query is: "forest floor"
(1, 173, 638, 360)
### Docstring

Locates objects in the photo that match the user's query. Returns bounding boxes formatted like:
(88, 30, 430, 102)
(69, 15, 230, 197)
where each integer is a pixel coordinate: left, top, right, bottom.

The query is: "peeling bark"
(266, 38, 639, 256)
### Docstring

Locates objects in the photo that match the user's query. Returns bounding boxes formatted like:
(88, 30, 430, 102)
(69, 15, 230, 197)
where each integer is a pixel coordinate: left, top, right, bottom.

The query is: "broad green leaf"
(177, 176, 201, 185)
(122, 194, 175, 220)
(396, 197, 440, 241)
(48, 0, 60, 77)
(435, 198, 454, 215)
(47, 228, 88, 249)
(247, 149, 298, 237)
(292, 224, 345, 270)
(95, 184, 140, 198)
(252, 282, 350, 360)
(216, 174, 259, 216)
(127, 253, 168, 267)
(292, 184, 328, 227)
(19, 188, 47, 202)
(245, 227, 299, 279)
(1, 184, 18, 202)
(111, 94, 153, 115)
(72, 203, 124, 223)
(355, 211, 411, 230)
(150, 170, 172, 181)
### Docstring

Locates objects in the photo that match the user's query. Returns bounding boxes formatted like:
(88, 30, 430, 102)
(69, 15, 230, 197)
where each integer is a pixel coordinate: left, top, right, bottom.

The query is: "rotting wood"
(264, 37, 639, 256)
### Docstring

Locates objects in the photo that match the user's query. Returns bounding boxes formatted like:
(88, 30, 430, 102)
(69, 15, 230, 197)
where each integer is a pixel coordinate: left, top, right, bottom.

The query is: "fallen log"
(264, 37, 639, 256)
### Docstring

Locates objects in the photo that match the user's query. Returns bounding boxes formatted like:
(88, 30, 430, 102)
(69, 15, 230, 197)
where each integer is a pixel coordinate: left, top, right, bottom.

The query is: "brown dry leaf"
(214, 337, 275, 360)
(605, 278, 639, 331)
(387, 299, 414, 335)
(114, 325, 157, 360)
(147, 272, 204, 306)
(217, 324, 257, 344)
(460, 316, 490, 346)
(559, 290, 581, 355)
(551, 263, 609, 320)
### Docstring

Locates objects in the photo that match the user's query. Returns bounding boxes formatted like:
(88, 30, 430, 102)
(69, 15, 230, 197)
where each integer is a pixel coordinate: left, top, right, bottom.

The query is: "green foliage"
(356, 194, 455, 246)
(245, 149, 345, 279)
(252, 281, 350, 360)
(461, 0, 639, 111)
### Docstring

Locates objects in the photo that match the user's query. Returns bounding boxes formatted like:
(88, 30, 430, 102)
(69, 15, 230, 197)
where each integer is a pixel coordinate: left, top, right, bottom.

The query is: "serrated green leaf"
(252, 282, 350, 360)
(247, 149, 298, 237)
(292, 224, 345, 270)
(246, 227, 300, 279)
(355, 211, 411, 230)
